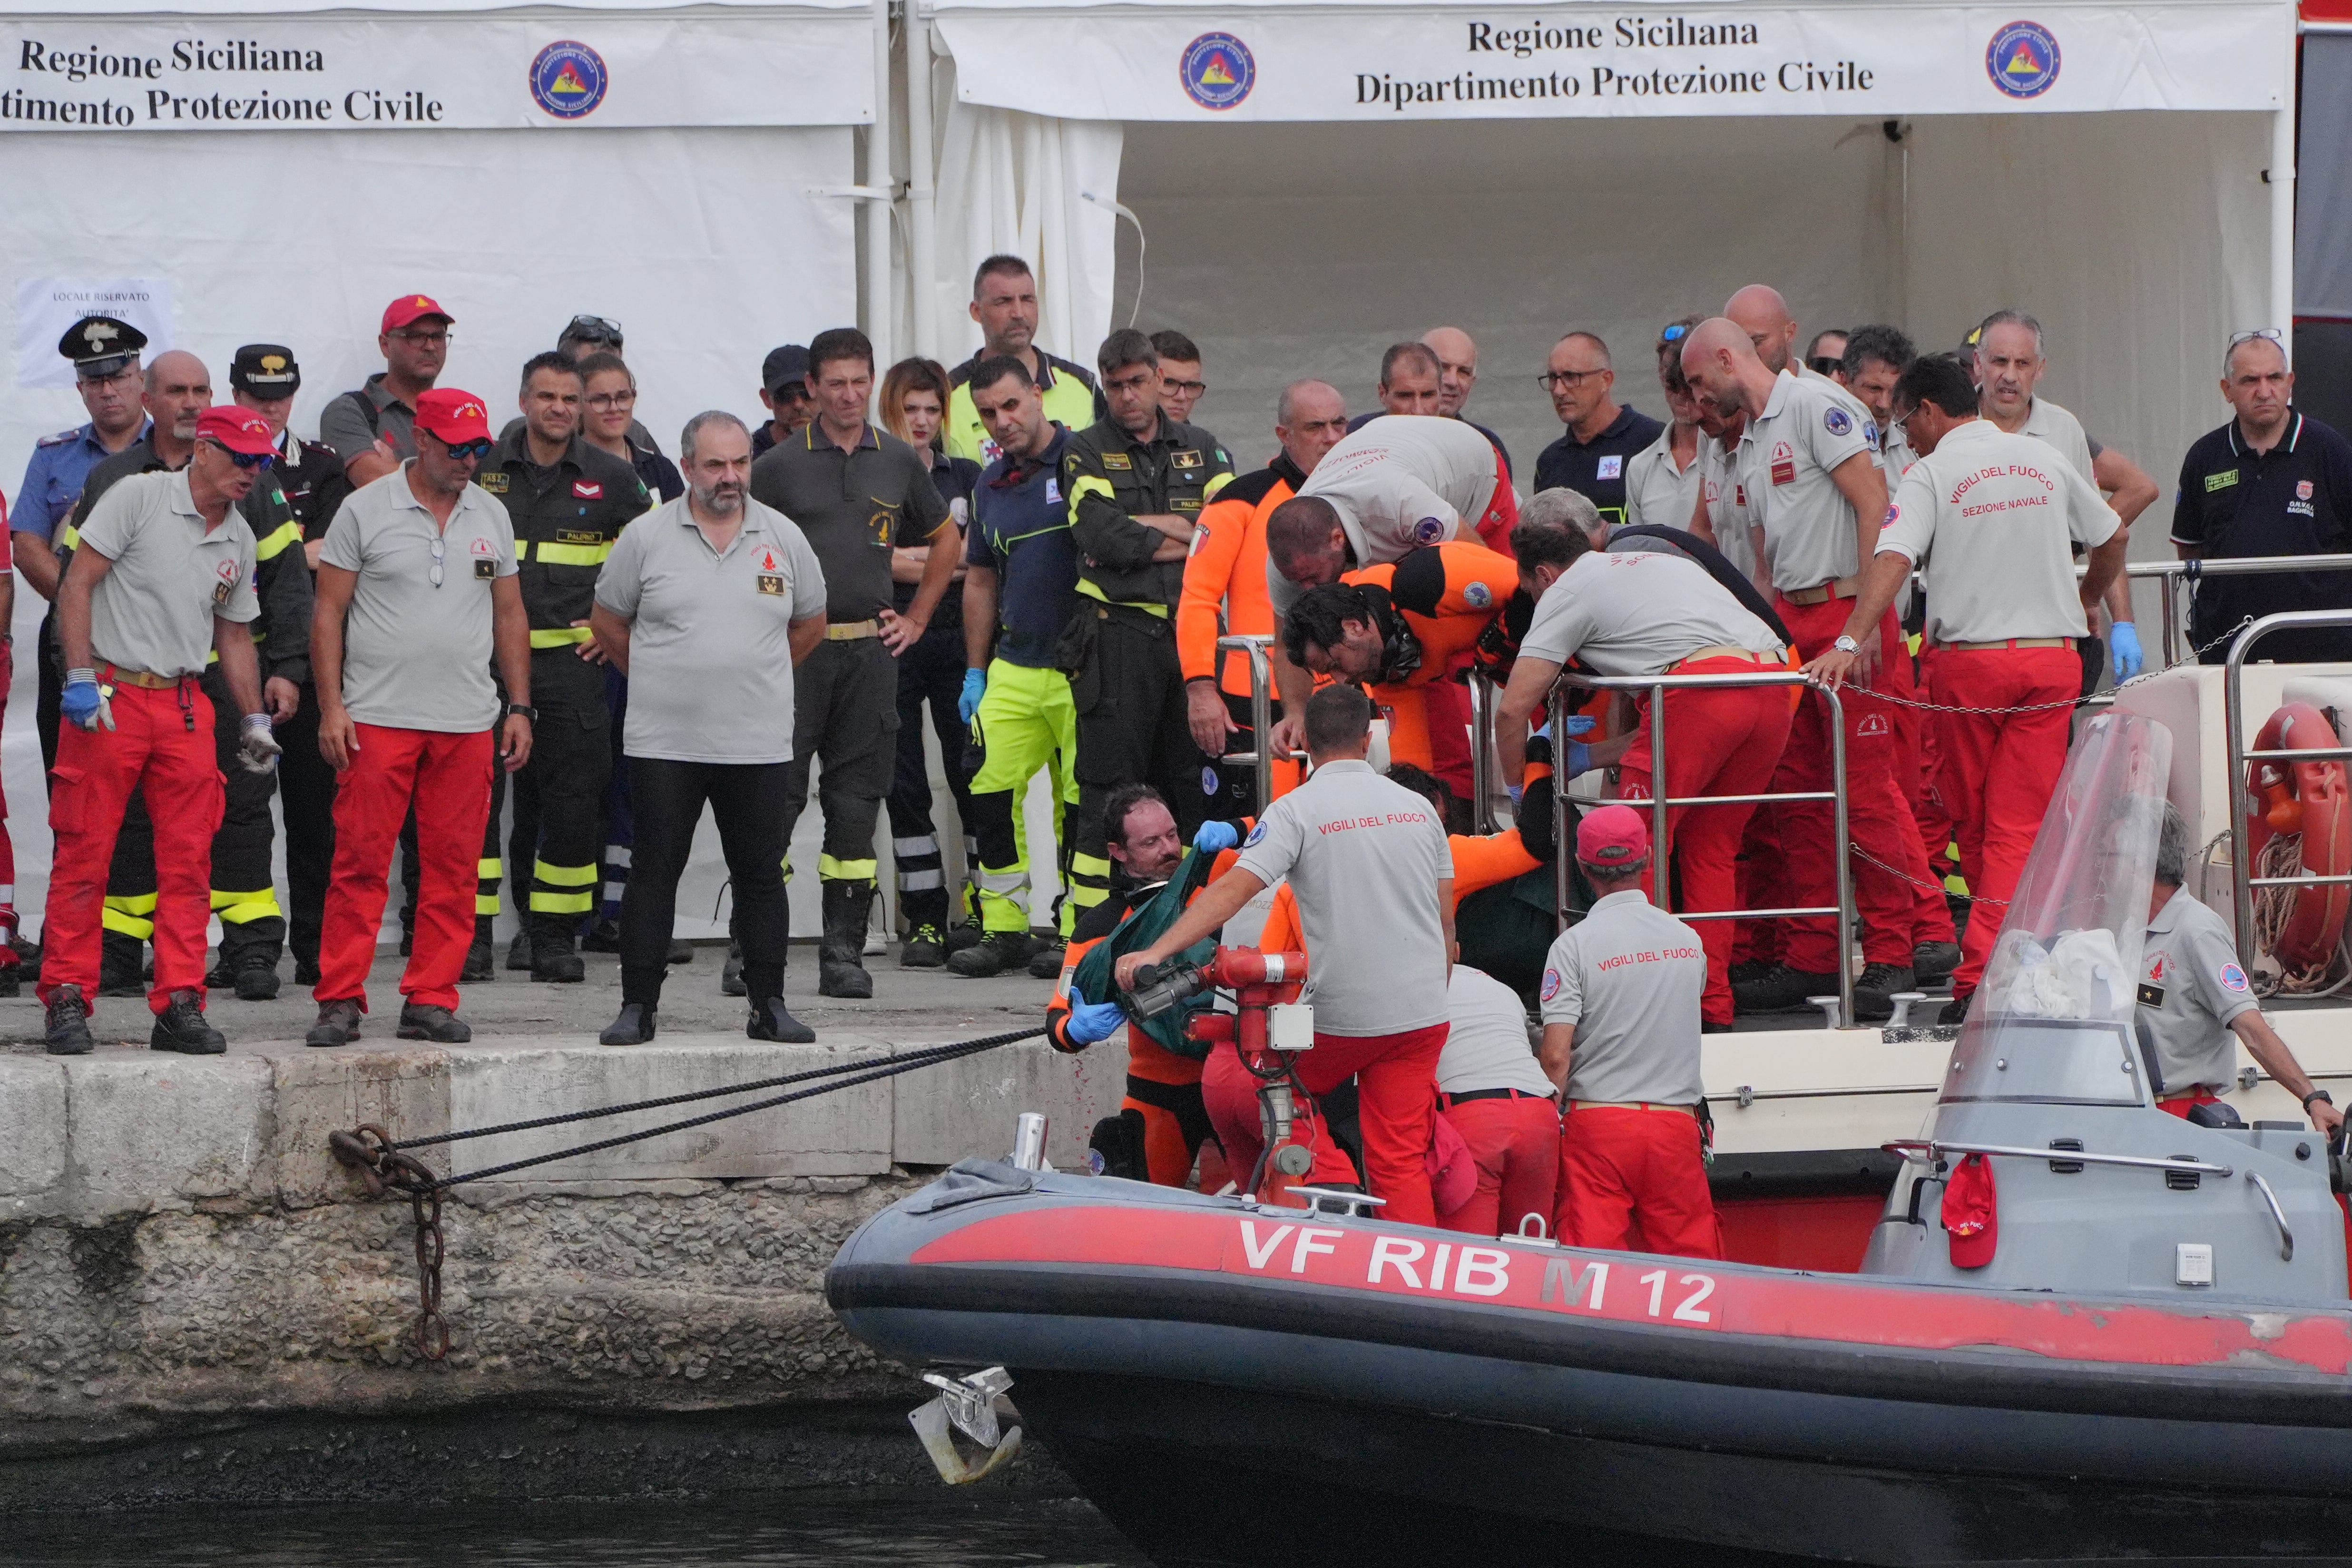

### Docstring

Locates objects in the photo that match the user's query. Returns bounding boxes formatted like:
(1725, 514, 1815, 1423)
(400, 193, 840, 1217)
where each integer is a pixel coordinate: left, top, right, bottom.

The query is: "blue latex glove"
(1065, 999, 1125, 1047)
(2109, 621, 2143, 682)
(1192, 819, 1239, 854)
(60, 670, 112, 733)
(1565, 741, 1592, 777)
(958, 667, 987, 724)
(1562, 715, 1597, 737)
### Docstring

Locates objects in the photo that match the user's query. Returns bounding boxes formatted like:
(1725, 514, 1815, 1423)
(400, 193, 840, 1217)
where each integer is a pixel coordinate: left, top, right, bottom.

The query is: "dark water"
(3, 1495, 1150, 1567)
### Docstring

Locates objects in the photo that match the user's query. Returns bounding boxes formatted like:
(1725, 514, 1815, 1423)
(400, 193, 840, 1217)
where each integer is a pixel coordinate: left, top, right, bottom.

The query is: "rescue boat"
(831, 706, 2352, 1566)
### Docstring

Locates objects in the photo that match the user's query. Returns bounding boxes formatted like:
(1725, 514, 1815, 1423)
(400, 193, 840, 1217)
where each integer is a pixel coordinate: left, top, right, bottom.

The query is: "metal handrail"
(1550, 667, 1858, 1029)
(1884, 1138, 2235, 1178)
(2092, 553, 2352, 666)
(1215, 633, 1308, 813)
(2222, 609, 2352, 965)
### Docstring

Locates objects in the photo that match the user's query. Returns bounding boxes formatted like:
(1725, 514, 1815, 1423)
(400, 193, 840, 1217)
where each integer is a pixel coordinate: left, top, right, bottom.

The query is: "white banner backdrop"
(14, 276, 172, 386)
(934, 2, 2289, 122)
(0, 12, 874, 131)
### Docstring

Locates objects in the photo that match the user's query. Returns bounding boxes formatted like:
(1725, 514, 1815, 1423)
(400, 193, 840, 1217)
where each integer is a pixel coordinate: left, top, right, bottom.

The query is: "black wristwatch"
(505, 703, 538, 722)
(2303, 1089, 2334, 1110)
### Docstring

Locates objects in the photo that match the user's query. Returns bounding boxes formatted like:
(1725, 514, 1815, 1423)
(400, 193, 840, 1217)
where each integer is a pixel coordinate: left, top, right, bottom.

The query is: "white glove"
(237, 713, 282, 774)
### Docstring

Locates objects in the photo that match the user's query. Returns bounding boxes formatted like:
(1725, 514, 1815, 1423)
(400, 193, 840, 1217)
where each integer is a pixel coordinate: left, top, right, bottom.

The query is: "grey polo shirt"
(76, 470, 258, 677)
(1539, 890, 1706, 1104)
(746, 421, 947, 625)
(318, 373, 420, 466)
(319, 462, 516, 733)
(1437, 964, 1557, 1097)
(594, 495, 827, 764)
(1232, 757, 1453, 1035)
(2136, 888, 2260, 1095)
(1735, 370, 1880, 593)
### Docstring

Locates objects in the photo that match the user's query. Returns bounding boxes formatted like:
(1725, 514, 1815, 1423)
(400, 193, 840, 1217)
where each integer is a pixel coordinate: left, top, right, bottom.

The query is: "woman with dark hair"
(879, 357, 986, 965)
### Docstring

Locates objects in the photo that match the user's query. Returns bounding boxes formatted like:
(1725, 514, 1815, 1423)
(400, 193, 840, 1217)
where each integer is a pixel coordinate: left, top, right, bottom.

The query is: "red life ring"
(2245, 702, 2352, 970)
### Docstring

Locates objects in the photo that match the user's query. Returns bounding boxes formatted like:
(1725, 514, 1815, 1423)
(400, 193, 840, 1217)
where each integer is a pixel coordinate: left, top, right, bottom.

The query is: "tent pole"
(2272, 15, 2297, 354)
(867, 0, 895, 372)
(906, 2, 940, 360)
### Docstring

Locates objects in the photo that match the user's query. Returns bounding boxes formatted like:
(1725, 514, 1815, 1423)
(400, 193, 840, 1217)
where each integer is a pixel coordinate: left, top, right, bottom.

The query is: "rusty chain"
(326, 1027, 1043, 1362)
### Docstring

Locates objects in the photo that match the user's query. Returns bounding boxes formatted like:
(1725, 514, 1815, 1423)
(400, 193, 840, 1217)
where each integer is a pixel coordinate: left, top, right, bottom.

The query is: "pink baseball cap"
(1576, 804, 1651, 870)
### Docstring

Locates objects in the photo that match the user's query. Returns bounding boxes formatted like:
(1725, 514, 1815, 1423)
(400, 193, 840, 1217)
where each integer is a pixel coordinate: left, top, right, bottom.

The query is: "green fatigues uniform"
(476, 430, 650, 965)
(748, 421, 950, 988)
(64, 438, 311, 986)
(1060, 413, 1233, 921)
(965, 426, 1083, 936)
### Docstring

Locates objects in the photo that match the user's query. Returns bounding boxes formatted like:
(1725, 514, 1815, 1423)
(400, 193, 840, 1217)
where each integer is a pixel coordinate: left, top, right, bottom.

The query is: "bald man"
(1680, 317, 1936, 1024)
(1533, 332, 1663, 529)
(1725, 285, 1808, 379)
(1422, 326, 1515, 480)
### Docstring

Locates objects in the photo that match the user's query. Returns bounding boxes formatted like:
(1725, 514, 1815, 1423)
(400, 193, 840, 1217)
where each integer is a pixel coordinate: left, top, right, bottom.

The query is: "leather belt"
(1439, 1087, 1557, 1108)
(1564, 1098, 1698, 1116)
(100, 664, 193, 689)
(1669, 644, 1787, 671)
(1933, 636, 2072, 652)
(824, 620, 881, 641)
(1780, 575, 1862, 606)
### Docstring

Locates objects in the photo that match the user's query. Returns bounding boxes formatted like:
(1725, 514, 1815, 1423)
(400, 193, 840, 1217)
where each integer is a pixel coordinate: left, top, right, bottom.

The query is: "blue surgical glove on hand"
(1192, 819, 1239, 854)
(958, 667, 987, 724)
(1065, 999, 1126, 1047)
(60, 669, 112, 732)
(2110, 621, 2144, 682)
(1563, 715, 1597, 738)
(1565, 741, 1592, 777)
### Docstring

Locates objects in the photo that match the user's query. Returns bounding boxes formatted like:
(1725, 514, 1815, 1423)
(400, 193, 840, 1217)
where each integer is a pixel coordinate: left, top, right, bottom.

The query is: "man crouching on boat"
(1538, 805, 1722, 1258)
(1118, 684, 1456, 1225)
(2139, 805, 2344, 1137)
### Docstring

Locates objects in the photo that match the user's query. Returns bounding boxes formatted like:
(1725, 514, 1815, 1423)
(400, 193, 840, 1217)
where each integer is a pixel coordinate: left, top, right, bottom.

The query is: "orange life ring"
(2245, 702, 2352, 970)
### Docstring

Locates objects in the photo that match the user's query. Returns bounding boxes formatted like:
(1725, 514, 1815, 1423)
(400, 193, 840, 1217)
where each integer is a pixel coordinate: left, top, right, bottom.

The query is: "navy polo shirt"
(2173, 410, 2352, 664)
(1532, 403, 1666, 527)
(966, 424, 1080, 669)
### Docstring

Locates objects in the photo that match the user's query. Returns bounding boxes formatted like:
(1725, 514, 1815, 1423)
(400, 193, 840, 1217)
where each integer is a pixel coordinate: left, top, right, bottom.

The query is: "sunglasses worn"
(211, 441, 275, 471)
(1808, 355, 1845, 376)
(440, 437, 494, 461)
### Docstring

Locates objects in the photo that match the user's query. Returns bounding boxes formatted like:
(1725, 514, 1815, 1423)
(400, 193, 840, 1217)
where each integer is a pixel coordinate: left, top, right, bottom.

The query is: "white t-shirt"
(1232, 758, 1454, 1035)
(1877, 419, 2118, 645)
(1623, 424, 1703, 534)
(1436, 965, 1556, 1097)
(1538, 890, 1707, 1104)
(1272, 416, 1498, 616)
(1517, 549, 1781, 677)
(1735, 370, 1881, 593)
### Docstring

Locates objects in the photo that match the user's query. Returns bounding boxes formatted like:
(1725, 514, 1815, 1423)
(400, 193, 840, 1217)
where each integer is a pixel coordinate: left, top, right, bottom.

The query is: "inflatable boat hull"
(827, 1170, 2352, 1567)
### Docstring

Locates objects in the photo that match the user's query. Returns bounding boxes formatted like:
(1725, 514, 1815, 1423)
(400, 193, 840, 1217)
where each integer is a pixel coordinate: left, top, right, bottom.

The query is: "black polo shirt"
(2173, 410, 2352, 664)
(1531, 403, 1666, 527)
(748, 420, 949, 624)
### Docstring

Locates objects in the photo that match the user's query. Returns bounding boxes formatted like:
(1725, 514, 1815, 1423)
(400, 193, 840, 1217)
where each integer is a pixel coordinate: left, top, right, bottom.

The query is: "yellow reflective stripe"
(475, 893, 503, 915)
(817, 854, 878, 882)
(253, 519, 304, 562)
(1201, 470, 1233, 502)
(1073, 578, 1167, 616)
(101, 908, 155, 938)
(1068, 472, 1115, 527)
(105, 892, 159, 914)
(533, 859, 598, 887)
(478, 858, 502, 880)
(213, 888, 284, 925)
(529, 889, 596, 913)
(532, 540, 613, 567)
(60, 525, 80, 551)
(530, 627, 594, 648)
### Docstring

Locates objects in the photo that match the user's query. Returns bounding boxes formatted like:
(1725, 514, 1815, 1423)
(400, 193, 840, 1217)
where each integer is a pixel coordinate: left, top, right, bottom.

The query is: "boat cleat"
(911, 1365, 1023, 1485)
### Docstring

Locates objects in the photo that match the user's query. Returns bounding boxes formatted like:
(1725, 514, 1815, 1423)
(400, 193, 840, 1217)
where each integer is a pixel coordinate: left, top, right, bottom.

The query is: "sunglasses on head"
(439, 437, 494, 461)
(567, 314, 623, 344)
(1659, 323, 1691, 343)
(210, 441, 275, 471)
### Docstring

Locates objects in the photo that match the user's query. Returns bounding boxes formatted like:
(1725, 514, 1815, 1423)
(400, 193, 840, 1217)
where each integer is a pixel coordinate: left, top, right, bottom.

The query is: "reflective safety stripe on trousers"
(478, 856, 502, 916)
(1067, 850, 1112, 911)
(817, 853, 877, 885)
(975, 863, 1030, 932)
(211, 886, 284, 926)
(529, 858, 598, 914)
(102, 890, 158, 940)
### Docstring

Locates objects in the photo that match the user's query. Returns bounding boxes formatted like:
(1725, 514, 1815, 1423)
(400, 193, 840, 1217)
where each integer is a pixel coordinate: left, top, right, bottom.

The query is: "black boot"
(721, 938, 747, 997)
(99, 931, 145, 997)
(306, 999, 363, 1048)
(151, 990, 226, 1054)
(819, 880, 875, 999)
(505, 927, 534, 970)
(600, 1001, 658, 1045)
(461, 917, 496, 982)
(746, 995, 815, 1043)
(580, 916, 623, 954)
(398, 1002, 472, 1042)
(44, 983, 92, 1055)
(529, 915, 585, 983)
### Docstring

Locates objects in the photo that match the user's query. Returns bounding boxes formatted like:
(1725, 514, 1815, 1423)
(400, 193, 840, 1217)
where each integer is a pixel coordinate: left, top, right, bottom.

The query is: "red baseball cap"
(413, 387, 492, 446)
(196, 405, 276, 457)
(1576, 804, 1651, 870)
(382, 294, 453, 333)
(1942, 1152, 1999, 1269)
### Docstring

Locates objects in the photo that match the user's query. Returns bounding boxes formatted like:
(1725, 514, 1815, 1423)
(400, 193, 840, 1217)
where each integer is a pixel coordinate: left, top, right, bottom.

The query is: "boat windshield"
(1942, 713, 2173, 1107)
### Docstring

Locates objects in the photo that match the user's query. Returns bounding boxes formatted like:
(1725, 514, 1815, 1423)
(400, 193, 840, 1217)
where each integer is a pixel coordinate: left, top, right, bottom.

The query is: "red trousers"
(1556, 1105, 1721, 1258)
(1617, 657, 1794, 1025)
(1202, 1041, 1362, 1192)
(1436, 1092, 1561, 1238)
(1888, 646, 1957, 947)
(1928, 647, 2078, 996)
(1300, 1023, 1448, 1225)
(41, 680, 223, 1012)
(1769, 599, 1936, 970)
(0, 644, 20, 963)
(318, 724, 494, 1011)
(2158, 1090, 2225, 1118)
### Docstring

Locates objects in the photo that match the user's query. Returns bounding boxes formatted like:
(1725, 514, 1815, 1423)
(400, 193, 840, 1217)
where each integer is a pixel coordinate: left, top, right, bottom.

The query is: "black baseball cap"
(230, 343, 300, 396)
(762, 343, 811, 396)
